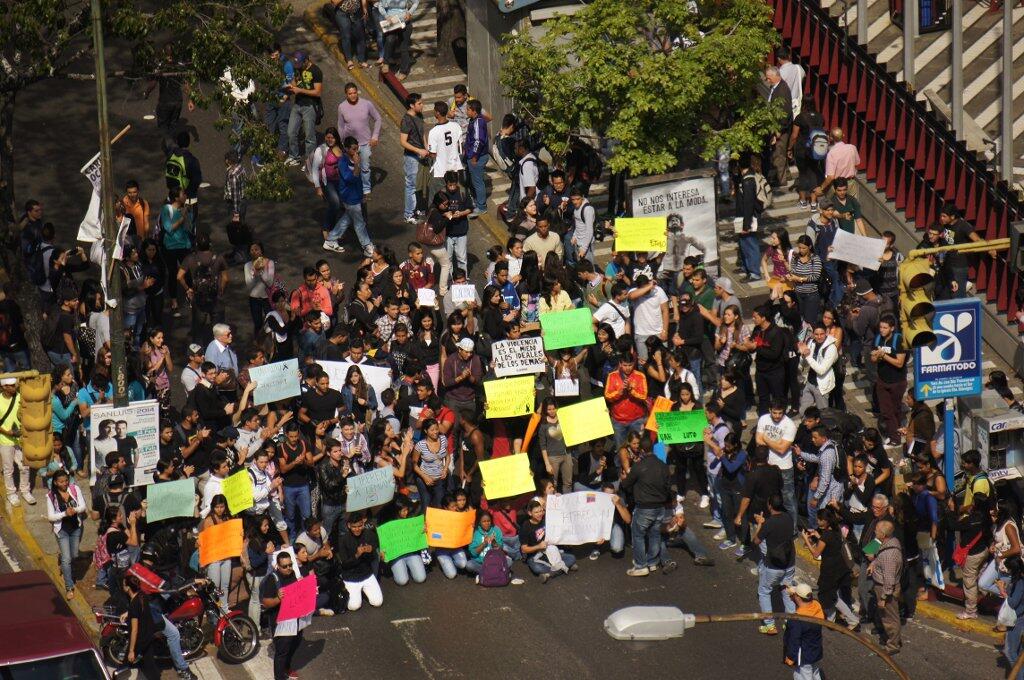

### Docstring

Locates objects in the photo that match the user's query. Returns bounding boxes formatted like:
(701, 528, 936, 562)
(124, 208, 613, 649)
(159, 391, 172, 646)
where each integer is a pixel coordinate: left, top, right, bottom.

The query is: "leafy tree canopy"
(499, 0, 782, 174)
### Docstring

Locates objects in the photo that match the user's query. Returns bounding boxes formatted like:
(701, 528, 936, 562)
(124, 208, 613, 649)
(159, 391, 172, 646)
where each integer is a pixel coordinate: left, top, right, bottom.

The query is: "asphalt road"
(7, 11, 1010, 680)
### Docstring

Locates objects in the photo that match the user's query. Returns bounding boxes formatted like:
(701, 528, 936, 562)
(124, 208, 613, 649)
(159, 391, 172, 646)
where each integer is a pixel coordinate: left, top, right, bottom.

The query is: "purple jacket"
(465, 116, 489, 161)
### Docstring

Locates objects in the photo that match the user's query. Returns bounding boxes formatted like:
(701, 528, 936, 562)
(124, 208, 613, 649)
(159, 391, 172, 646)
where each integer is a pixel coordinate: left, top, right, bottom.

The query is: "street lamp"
(604, 606, 910, 680)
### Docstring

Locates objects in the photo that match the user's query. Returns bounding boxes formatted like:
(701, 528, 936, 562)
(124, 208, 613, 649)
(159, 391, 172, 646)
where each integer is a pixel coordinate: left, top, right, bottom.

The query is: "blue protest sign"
(914, 298, 982, 401)
(249, 359, 301, 406)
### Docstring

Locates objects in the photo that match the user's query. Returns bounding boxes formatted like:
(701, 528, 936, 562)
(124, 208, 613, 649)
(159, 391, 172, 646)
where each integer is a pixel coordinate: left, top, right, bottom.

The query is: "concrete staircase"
(820, 0, 1024, 188)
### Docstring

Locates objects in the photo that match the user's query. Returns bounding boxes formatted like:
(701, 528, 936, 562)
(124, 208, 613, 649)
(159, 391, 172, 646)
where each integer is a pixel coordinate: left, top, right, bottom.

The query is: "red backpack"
(127, 562, 166, 595)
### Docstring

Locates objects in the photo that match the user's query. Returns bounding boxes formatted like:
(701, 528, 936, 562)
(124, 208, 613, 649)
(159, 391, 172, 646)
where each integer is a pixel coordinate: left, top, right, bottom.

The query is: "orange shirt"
(121, 196, 151, 240)
(604, 369, 649, 424)
(290, 282, 333, 318)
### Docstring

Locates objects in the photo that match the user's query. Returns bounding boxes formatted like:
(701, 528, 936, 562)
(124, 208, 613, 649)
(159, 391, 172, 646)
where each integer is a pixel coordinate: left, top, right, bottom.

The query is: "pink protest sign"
(277, 574, 318, 621)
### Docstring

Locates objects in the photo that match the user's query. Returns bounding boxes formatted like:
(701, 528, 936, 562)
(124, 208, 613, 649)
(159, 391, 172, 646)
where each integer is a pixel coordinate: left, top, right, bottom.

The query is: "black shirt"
(279, 439, 311, 488)
(874, 331, 907, 384)
(518, 519, 546, 550)
(302, 388, 345, 423)
(400, 113, 426, 156)
(127, 593, 156, 651)
(760, 512, 795, 569)
(752, 323, 786, 373)
(259, 569, 298, 628)
(293, 64, 323, 107)
(44, 310, 76, 353)
(742, 464, 783, 517)
(334, 527, 379, 581)
(444, 189, 470, 238)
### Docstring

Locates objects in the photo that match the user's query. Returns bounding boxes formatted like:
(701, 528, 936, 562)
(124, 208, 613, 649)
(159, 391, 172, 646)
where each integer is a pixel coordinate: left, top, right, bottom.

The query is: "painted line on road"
(907, 618, 998, 652)
(0, 531, 21, 572)
(193, 655, 226, 680)
(242, 640, 276, 680)
(395, 623, 437, 680)
(391, 616, 431, 625)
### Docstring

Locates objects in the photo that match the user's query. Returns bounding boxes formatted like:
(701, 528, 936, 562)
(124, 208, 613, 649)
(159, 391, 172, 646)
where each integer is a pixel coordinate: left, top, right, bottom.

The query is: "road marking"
(0, 531, 21, 572)
(242, 640, 275, 680)
(907, 618, 998, 651)
(390, 616, 431, 624)
(193, 655, 225, 680)
(391, 616, 466, 680)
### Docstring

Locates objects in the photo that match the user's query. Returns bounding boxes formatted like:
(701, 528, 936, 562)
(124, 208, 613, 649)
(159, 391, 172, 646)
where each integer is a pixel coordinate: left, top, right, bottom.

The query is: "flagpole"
(90, 0, 127, 407)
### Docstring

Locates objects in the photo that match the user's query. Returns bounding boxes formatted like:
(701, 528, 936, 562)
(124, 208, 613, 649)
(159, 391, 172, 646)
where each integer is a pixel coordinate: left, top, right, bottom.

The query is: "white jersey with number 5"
(428, 121, 464, 178)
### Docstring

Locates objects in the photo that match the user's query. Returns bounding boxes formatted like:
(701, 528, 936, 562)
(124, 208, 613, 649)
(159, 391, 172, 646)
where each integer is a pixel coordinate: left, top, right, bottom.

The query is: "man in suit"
(764, 65, 794, 188)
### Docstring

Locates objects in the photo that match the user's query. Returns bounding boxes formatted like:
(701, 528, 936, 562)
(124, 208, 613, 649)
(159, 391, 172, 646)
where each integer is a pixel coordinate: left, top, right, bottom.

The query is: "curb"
(792, 539, 1000, 641)
(303, 3, 509, 252)
(0, 501, 100, 635)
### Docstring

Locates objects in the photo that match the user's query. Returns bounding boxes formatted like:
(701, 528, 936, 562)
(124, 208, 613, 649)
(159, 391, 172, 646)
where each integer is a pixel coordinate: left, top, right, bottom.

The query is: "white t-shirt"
(756, 414, 796, 470)
(518, 154, 539, 202)
(428, 121, 464, 178)
(593, 300, 631, 338)
(181, 365, 202, 393)
(629, 285, 668, 336)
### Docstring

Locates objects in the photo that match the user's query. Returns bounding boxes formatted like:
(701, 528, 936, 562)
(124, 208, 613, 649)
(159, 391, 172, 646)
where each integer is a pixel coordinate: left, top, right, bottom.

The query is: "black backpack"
(191, 260, 220, 311)
(819, 407, 864, 480)
(27, 243, 54, 287)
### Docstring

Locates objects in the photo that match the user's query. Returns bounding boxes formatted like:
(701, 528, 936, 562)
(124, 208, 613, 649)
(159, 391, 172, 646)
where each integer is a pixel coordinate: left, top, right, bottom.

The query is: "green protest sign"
(146, 478, 196, 522)
(655, 410, 709, 445)
(377, 514, 428, 561)
(540, 307, 596, 350)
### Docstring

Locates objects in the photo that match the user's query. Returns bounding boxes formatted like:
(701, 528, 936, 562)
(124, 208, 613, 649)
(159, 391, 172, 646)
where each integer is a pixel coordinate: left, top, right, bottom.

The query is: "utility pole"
(902, 0, 917, 90)
(1000, 0, 1014, 181)
(951, 0, 963, 139)
(89, 0, 127, 407)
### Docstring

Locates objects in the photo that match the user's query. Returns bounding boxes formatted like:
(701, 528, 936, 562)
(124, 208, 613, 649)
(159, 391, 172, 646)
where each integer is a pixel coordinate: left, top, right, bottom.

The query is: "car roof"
(0, 570, 97, 666)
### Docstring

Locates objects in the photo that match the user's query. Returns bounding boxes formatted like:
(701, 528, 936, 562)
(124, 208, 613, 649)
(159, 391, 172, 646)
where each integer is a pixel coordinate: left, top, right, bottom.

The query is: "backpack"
(166, 153, 189, 192)
(819, 407, 864, 480)
(752, 172, 773, 209)
(191, 260, 220, 310)
(40, 311, 62, 349)
(478, 547, 511, 587)
(26, 244, 54, 287)
(518, 156, 550, 192)
(126, 562, 166, 595)
(807, 128, 829, 161)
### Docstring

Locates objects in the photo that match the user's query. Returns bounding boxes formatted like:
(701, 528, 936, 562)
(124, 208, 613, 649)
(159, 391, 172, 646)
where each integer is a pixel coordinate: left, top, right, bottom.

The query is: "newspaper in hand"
(379, 14, 406, 33)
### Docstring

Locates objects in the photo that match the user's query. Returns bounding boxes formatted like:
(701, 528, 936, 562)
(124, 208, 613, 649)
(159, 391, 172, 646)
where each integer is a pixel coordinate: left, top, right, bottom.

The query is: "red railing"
(772, 0, 1024, 321)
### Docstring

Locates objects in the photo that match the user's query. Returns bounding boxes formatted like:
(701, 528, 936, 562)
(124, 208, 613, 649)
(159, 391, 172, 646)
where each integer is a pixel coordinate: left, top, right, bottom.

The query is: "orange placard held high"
(425, 507, 475, 548)
(198, 518, 244, 567)
(645, 397, 674, 431)
(519, 410, 542, 452)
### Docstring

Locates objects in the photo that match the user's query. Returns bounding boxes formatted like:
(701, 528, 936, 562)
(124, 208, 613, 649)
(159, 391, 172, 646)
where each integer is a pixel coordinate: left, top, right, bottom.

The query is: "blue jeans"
(739, 232, 763, 279)
(124, 309, 146, 351)
(160, 614, 189, 671)
(631, 507, 665, 569)
(526, 549, 576, 577)
(446, 235, 467, 275)
(780, 467, 797, 525)
(612, 418, 645, 450)
(1, 350, 29, 372)
(283, 484, 311, 540)
(979, 560, 1009, 596)
(287, 103, 317, 161)
(370, 6, 385, 55)
(334, 10, 366, 62)
(264, 100, 291, 153)
(56, 526, 82, 591)
(467, 154, 489, 212)
(206, 558, 232, 610)
(390, 554, 427, 585)
(435, 549, 468, 578)
(328, 202, 372, 252)
(321, 503, 344, 538)
(359, 144, 372, 195)
(758, 562, 797, 626)
(667, 526, 710, 559)
(502, 535, 522, 561)
(823, 260, 843, 307)
(323, 183, 342, 232)
(415, 477, 448, 508)
(403, 155, 420, 218)
(689, 357, 703, 398)
(47, 351, 72, 368)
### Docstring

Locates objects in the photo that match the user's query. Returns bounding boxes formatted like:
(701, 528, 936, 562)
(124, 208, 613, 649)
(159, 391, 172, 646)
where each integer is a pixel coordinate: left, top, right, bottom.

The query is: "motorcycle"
(95, 581, 259, 666)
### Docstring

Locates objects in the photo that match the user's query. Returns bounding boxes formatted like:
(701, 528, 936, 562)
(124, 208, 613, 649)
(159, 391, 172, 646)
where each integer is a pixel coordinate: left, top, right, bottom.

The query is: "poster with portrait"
(90, 400, 160, 487)
(628, 172, 719, 274)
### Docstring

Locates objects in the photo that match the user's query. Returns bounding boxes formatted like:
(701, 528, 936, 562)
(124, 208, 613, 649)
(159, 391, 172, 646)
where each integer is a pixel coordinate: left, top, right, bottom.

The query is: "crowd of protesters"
(5, 40, 1024, 680)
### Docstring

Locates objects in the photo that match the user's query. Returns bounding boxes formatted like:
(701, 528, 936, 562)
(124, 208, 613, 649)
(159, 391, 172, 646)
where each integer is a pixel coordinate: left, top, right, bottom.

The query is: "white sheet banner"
(317, 361, 393, 401)
(544, 491, 614, 545)
(828, 229, 887, 271)
(630, 175, 718, 268)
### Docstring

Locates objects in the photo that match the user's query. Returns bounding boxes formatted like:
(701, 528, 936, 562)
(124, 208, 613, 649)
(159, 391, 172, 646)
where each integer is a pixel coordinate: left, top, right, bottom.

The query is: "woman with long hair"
(158, 186, 192, 317)
(761, 227, 793, 301)
(411, 311, 442, 390)
(50, 364, 83, 474)
(586, 323, 617, 389)
(244, 241, 275, 339)
(145, 328, 173, 412)
(821, 307, 846, 409)
(45, 469, 87, 600)
(309, 127, 344, 243)
(244, 513, 282, 627)
(93, 418, 118, 460)
(140, 238, 167, 330)
(789, 234, 823, 325)
(539, 273, 573, 314)
(1001, 556, 1024, 673)
(538, 397, 572, 494)
(413, 419, 449, 508)
(201, 493, 234, 610)
(800, 506, 860, 629)
(549, 346, 590, 404)
(341, 365, 378, 428)
(480, 285, 508, 341)
(982, 498, 1023, 631)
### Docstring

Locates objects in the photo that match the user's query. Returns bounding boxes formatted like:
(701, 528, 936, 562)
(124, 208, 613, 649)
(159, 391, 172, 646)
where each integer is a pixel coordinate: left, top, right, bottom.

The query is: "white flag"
(77, 153, 103, 243)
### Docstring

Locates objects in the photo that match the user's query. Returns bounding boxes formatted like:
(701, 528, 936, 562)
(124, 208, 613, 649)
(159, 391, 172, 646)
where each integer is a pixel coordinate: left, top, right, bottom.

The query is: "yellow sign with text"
(615, 217, 667, 252)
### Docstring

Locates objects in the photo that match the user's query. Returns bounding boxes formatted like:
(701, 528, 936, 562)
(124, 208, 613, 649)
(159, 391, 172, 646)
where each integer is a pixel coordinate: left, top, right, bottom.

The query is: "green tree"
(499, 0, 782, 174)
(0, 0, 292, 232)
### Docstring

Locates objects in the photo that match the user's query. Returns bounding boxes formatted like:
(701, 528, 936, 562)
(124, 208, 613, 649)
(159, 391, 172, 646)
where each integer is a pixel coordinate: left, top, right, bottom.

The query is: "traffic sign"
(914, 298, 983, 400)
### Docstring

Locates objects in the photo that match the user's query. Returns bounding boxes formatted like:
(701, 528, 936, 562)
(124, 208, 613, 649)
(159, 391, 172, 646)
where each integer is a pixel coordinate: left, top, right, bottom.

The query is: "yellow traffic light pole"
(907, 237, 1010, 259)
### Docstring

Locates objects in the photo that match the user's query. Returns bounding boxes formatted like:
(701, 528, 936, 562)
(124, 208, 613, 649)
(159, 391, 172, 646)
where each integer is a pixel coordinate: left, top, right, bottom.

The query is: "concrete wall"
(466, 0, 518, 118)
(854, 174, 1022, 373)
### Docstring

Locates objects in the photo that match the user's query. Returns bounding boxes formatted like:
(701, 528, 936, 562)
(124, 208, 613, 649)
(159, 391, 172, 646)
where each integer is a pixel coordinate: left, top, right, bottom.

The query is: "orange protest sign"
(425, 507, 475, 548)
(198, 518, 244, 566)
(645, 397, 674, 431)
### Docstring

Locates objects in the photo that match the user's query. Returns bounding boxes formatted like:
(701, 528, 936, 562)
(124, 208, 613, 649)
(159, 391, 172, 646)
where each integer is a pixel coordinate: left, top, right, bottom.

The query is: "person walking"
(324, 136, 374, 257)
(869, 519, 904, 654)
(260, 551, 313, 680)
(285, 52, 323, 167)
(44, 469, 87, 599)
(764, 65, 794, 188)
(337, 83, 381, 197)
(0, 377, 31, 507)
(753, 493, 796, 635)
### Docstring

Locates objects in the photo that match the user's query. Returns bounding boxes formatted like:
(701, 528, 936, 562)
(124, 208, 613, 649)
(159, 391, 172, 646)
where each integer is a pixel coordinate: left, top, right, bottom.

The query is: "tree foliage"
(499, 0, 781, 174)
(0, 0, 293, 223)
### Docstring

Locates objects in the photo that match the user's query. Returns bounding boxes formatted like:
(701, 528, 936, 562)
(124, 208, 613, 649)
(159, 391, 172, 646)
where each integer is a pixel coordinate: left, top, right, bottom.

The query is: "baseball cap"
(188, 343, 204, 356)
(714, 278, 734, 294)
(985, 370, 1008, 389)
(457, 338, 475, 352)
(854, 279, 873, 296)
(292, 50, 307, 64)
(787, 583, 813, 599)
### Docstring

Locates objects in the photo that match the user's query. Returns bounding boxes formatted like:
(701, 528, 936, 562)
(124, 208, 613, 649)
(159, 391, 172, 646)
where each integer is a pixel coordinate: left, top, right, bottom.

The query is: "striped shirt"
(798, 440, 844, 505)
(790, 255, 822, 294)
(415, 435, 449, 478)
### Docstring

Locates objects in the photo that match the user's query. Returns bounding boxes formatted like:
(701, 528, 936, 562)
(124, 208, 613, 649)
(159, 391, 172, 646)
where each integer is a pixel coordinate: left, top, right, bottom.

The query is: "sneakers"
(734, 545, 747, 558)
(712, 530, 727, 541)
(648, 563, 659, 573)
(287, 670, 300, 679)
(284, 157, 301, 167)
(568, 563, 578, 572)
(626, 566, 650, 577)
(540, 573, 552, 584)
(469, 209, 484, 219)
(758, 624, 779, 635)
(703, 519, 723, 529)
(692, 555, 715, 567)
(317, 608, 335, 617)
(718, 540, 738, 550)
(7, 494, 19, 507)
(20, 491, 35, 505)
(699, 495, 710, 509)
(661, 560, 678, 574)
(511, 577, 525, 585)
(322, 241, 345, 253)
(750, 566, 760, 575)
(177, 669, 198, 680)
(956, 611, 978, 620)
(589, 549, 600, 561)
(403, 216, 418, 224)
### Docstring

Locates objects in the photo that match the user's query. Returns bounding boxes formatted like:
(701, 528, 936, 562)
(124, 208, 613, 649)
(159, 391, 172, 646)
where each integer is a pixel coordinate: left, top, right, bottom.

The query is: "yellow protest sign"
(614, 217, 667, 252)
(222, 470, 254, 515)
(484, 376, 536, 418)
(559, 397, 614, 447)
(478, 454, 535, 500)
(645, 396, 674, 431)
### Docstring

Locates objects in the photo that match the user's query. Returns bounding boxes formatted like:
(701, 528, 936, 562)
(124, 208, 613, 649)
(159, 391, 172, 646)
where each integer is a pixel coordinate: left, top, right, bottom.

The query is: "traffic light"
(898, 256, 936, 348)
(1011, 221, 1024, 274)
(18, 374, 52, 469)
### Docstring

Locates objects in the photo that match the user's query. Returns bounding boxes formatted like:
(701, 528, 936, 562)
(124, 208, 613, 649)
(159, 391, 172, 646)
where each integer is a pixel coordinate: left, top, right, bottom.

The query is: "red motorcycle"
(96, 581, 259, 665)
